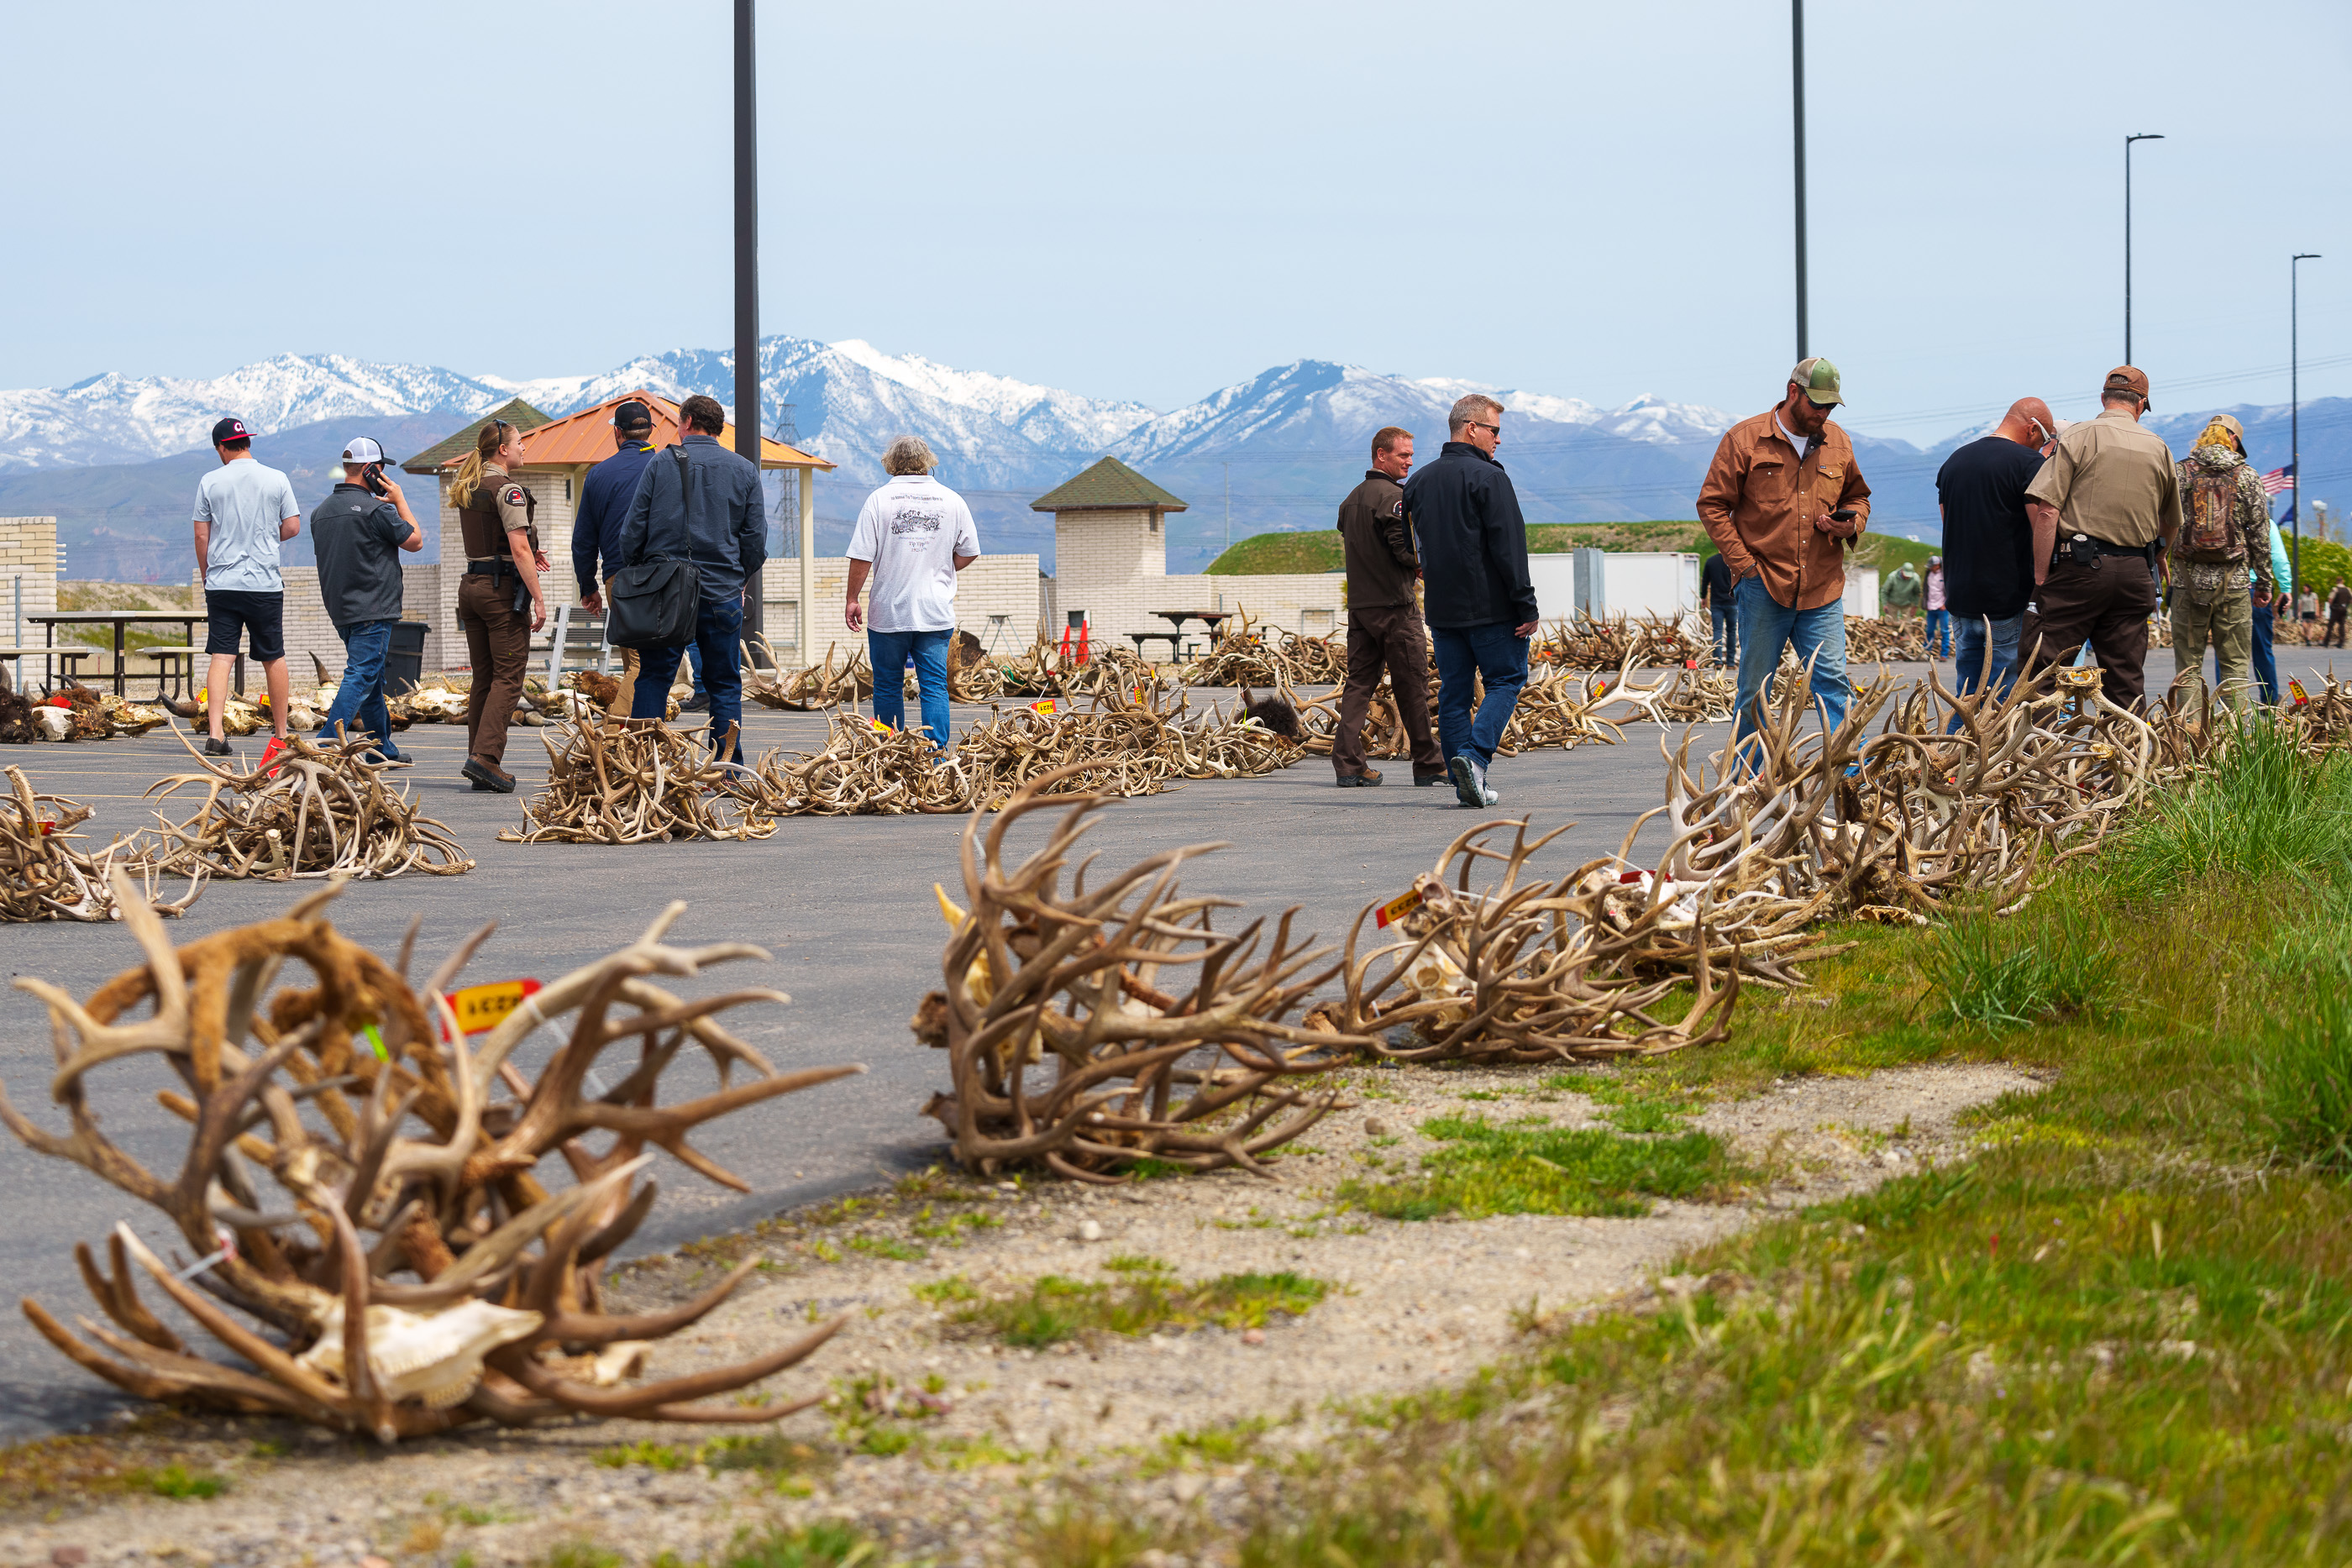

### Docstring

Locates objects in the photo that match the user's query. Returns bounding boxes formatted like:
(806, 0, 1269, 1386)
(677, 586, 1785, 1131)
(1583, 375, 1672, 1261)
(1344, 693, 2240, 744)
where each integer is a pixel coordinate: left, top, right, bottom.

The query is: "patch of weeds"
(720, 1521, 874, 1567)
(1338, 1115, 1735, 1220)
(926, 1433, 1026, 1469)
(1015, 1504, 1169, 1567)
(2247, 971, 2352, 1169)
(915, 1274, 980, 1303)
(246, 1437, 287, 1460)
(1925, 899, 2118, 1031)
(909, 1206, 1004, 1244)
(949, 1270, 1330, 1347)
(807, 1239, 843, 1263)
(845, 1234, 926, 1261)
(704, 1434, 822, 1475)
(540, 1545, 623, 1568)
(1458, 1090, 1503, 1101)
(1104, 1254, 1173, 1274)
(444, 1499, 526, 1527)
(593, 1440, 692, 1471)
(125, 1463, 226, 1499)
(1142, 1416, 1270, 1475)
(1123, 1157, 1191, 1180)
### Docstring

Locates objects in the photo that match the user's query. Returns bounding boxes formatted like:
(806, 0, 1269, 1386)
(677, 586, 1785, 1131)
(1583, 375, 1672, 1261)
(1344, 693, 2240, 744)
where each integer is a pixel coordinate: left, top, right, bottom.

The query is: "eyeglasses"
(1468, 422, 1501, 436)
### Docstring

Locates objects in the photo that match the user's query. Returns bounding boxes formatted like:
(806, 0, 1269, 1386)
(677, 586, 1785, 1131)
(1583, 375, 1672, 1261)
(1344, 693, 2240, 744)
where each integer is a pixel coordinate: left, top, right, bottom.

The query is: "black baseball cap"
(211, 417, 252, 444)
(613, 400, 653, 428)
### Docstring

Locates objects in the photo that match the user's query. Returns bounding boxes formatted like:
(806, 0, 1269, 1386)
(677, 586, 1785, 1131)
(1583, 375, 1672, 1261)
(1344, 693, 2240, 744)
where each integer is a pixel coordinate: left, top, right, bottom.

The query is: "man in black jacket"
(1332, 427, 1446, 787)
(618, 394, 766, 763)
(1403, 394, 1537, 807)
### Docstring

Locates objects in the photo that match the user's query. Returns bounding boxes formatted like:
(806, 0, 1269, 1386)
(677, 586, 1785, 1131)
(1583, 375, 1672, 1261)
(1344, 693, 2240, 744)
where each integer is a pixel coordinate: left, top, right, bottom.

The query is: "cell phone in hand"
(1830, 508, 1858, 522)
(361, 462, 388, 497)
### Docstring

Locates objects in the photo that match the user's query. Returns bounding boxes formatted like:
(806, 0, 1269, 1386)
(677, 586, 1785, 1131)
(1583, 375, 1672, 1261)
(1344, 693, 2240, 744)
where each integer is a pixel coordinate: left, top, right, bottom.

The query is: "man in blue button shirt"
(578, 400, 672, 716)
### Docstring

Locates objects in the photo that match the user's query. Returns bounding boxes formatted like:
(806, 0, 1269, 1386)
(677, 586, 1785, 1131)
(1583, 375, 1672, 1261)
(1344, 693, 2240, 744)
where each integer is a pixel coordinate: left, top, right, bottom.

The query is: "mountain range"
(2, 341, 2345, 583)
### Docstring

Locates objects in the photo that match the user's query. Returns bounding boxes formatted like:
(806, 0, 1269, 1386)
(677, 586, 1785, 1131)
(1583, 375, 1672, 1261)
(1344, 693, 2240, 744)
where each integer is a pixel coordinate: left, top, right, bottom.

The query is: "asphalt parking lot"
(0, 642, 2340, 1438)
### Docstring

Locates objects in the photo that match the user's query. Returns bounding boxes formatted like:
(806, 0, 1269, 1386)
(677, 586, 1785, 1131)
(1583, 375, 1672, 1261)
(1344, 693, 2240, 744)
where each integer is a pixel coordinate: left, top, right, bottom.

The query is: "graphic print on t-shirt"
(848, 476, 981, 634)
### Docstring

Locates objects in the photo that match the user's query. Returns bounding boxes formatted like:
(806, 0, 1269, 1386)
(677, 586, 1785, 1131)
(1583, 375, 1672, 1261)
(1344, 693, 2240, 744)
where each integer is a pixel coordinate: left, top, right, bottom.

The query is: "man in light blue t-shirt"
(191, 416, 299, 763)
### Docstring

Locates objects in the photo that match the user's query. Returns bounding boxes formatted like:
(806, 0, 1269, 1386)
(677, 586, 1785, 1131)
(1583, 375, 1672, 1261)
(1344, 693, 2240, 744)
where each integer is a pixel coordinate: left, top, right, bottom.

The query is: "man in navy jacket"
(1403, 393, 1537, 808)
(576, 401, 661, 716)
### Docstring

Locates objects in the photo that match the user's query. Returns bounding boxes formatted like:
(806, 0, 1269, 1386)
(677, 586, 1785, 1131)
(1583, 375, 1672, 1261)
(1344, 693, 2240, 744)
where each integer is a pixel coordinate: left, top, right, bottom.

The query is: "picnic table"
(1148, 609, 1233, 659)
(29, 610, 208, 698)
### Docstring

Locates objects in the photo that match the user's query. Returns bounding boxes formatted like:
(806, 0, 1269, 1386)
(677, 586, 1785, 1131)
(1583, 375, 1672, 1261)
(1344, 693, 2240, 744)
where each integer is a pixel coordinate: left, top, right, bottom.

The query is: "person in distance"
(1331, 425, 1445, 789)
(190, 416, 300, 768)
(312, 436, 424, 760)
(450, 418, 547, 792)
(845, 435, 980, 751)
(576, 400, 661, 718)
(1404, 395, 1536, 809)
(1935, 396, 2055, 705)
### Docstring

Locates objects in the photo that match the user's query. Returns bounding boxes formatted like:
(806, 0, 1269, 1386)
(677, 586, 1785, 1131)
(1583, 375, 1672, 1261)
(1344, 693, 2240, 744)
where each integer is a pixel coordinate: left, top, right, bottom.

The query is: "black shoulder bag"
(606, 447, 702, 649)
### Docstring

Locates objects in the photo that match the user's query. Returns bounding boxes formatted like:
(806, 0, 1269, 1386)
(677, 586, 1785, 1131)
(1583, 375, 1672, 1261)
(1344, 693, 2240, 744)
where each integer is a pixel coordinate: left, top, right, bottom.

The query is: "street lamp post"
(735, 0, 764, 659)
(2294, 252, 2323, 585)
(2124, 134, 2163, 364)
(1792, 0, 1808, 359)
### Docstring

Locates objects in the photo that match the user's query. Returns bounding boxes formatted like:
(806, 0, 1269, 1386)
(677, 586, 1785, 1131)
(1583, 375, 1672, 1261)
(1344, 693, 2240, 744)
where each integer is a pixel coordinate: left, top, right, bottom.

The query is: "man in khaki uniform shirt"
(2019, 366, 2182, 710)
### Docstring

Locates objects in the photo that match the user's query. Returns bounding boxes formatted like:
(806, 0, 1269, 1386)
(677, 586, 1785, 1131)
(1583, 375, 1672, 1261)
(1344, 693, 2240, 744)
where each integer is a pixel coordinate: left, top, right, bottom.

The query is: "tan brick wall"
(0, 517, 59, 690)
(1047, 508, 1350, 653)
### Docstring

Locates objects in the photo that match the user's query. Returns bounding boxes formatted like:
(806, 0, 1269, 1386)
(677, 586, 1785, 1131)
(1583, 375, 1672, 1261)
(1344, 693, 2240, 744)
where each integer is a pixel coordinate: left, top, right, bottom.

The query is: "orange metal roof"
(433, 390, 833, 471)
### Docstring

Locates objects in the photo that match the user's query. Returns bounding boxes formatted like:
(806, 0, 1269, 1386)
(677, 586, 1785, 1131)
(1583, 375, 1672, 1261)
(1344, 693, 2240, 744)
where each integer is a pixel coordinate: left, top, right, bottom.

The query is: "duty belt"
(465, 556, 514, 578)
(2071, 534, 2155, 562)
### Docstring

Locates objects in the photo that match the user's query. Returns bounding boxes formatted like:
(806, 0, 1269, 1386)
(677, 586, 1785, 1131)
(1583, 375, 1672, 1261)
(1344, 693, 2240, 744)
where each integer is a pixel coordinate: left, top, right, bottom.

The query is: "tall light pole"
(734, 0, 764, 658)
(1792, 0, 1808, 359)
(2124, 134, 2163, 364)
(2294, 252, 2323, 585)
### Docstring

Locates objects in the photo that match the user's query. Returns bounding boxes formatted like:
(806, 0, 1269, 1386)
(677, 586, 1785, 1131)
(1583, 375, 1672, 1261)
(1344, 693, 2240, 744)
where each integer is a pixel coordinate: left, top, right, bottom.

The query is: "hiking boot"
(201, 736, 234, 758)
(462, 757, 517, 794)
(1412, 768, 1450, 787)
(1335, 769, 1383, 788)
(679, 695, 711, 714)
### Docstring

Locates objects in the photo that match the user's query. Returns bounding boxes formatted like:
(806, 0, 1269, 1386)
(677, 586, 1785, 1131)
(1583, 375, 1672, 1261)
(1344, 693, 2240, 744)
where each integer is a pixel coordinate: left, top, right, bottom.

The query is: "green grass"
(1339, 1115, 1734, 1220)
(717, 1523, 872, 1567)
(944, 1263, 1331, 1347)
(123, 1463, 225, 1499)
(538, 1546, 622, 1568)
(1005, 713, 2352, 1565)
(1202, 521, 1706, 575)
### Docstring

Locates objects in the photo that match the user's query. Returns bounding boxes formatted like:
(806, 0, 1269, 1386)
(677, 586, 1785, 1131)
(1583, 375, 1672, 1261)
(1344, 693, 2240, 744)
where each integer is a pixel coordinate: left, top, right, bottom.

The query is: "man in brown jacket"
(1332, 426, 1446, 786)
(2019, 366, 2182, 710)
(1697, 357, 1872, 759)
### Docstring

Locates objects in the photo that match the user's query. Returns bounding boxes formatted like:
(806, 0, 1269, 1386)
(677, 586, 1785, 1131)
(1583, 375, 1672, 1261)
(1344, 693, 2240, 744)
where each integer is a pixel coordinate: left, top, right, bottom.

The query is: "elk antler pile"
(146, 731, 473, 881)
(743, 641, 871, 711)
(1332, 818, 1739, 1063)
(0, 766, 202, 921)
(1534, 612, 1709, 671)
(1845, 616, 1932, 663)
(1182, 611, 1345, 689)
(507, 714, 770, 843)
(0, 877, 862, 1440)
(914, 768, 1369, 1180)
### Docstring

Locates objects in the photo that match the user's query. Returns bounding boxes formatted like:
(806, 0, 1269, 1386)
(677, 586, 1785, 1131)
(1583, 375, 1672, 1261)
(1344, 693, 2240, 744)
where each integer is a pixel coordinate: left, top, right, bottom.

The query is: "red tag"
(2290, 679, 2311, 707)
(1617, 870, 1646, 884)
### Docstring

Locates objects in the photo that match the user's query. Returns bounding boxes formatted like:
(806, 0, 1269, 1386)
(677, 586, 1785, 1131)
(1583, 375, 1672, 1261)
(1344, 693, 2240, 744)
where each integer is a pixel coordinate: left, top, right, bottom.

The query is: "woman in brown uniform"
(450, 418, 545, 791)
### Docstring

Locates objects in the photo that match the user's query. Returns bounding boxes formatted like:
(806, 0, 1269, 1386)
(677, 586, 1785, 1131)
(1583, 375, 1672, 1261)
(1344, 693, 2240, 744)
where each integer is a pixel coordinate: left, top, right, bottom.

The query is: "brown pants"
(457, 574, 531, 766)
(1334, 602, 1444, 777)
(2019, 549, 2158, 711)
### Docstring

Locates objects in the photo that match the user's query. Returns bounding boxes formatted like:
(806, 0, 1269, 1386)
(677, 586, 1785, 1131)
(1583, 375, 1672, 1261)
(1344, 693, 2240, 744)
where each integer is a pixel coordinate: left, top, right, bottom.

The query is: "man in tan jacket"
(1697, 358, 1872, 759)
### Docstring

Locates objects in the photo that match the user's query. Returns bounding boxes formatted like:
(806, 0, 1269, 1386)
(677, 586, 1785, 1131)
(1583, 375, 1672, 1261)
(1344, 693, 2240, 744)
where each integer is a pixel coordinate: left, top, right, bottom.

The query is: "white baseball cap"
(341, 437, 391, 464)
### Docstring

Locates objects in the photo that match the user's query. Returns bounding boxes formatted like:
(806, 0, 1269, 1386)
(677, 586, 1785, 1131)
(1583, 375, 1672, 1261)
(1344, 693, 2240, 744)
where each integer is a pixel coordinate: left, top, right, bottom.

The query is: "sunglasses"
(1468, 421, 1501, 436)
(1803, 397, 1837, 413)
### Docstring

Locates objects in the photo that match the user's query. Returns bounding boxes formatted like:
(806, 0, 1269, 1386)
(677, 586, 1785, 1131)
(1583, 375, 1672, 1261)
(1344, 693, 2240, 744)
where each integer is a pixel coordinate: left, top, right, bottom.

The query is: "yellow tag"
(1374, 888, 1423, 929)
(2290, 679, 2311, 706)
(1029, 699, 1057, 716)
(446, 978, 541, 1036)
(870, 716, 894, 733)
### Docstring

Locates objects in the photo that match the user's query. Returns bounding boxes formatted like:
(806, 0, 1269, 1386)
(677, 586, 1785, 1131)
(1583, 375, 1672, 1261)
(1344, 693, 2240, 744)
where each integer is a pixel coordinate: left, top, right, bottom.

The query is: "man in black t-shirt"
(313, 438, 424, 759)
(1935, 397, 2053, 701)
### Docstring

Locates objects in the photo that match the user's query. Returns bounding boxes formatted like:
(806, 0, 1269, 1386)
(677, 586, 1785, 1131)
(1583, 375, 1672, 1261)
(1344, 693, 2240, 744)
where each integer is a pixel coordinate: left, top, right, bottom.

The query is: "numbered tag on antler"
(2290, 679, 2311, 707)
(445, 978, 543, 1036)
(1373, 886, 1423, 929)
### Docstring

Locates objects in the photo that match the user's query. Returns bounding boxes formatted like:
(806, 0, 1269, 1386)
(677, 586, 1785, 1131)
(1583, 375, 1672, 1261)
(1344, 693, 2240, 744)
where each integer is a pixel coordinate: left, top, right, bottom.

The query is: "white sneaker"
(1449, 753, 1498, 808)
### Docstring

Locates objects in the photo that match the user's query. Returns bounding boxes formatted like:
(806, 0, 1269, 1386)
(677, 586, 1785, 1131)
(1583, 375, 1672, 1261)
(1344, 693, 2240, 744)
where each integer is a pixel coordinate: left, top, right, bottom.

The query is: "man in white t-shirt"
(192, 416, 300, 764)
(845, 436, 979, 748)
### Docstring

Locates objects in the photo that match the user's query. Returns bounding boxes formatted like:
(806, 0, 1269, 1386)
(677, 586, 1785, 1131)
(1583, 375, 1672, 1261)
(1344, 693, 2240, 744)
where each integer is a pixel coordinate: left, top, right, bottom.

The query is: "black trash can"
(386, 621, 428, 695)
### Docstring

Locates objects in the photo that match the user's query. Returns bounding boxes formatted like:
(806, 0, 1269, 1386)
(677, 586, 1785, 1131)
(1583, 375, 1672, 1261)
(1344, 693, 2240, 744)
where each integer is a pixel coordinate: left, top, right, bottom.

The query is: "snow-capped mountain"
(0, 354, 508, 471)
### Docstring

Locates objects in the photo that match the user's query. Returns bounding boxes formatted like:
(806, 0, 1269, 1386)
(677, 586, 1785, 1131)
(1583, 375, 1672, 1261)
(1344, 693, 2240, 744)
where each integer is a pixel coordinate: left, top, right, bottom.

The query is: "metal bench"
(536, 605, 613, 690)
(0, 646, 93, 693)
(1127, 630, 1185, 663)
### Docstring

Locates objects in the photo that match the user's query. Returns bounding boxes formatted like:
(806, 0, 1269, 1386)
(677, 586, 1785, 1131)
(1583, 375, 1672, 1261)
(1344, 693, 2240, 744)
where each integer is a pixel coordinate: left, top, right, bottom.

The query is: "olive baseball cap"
(1790, 356, 1843, 406)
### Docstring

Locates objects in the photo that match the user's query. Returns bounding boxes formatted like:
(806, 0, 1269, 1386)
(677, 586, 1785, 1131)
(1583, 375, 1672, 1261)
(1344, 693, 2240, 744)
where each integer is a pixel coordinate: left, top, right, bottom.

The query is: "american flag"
(2260, 464, 2295, 496)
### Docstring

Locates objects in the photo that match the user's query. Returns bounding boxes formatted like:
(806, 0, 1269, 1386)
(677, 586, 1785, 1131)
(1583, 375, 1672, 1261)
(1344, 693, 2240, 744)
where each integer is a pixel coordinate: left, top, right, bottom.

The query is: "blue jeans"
(1733, 574, 1848, 759)
(322, 619, 400, 760)
(869, 627, 952, 748)
(1430, 622, 1529, 765)
(1924, 607, 1952, 657)
(633, 595, 745, 761)
(2251, 602, 2280, 704)
(1952, 612, 2023, 700)
(1709, 605, 1737, 665)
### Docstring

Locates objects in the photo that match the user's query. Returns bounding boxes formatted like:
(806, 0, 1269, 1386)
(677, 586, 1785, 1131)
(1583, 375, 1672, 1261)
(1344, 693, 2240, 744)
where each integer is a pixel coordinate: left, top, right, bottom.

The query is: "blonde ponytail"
(450, 420, 511, 508)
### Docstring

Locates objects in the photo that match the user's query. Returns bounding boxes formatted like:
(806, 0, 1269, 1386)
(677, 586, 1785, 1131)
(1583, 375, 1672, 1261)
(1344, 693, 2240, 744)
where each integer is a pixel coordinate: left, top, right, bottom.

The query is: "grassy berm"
(1021, 726, 2352, 1565)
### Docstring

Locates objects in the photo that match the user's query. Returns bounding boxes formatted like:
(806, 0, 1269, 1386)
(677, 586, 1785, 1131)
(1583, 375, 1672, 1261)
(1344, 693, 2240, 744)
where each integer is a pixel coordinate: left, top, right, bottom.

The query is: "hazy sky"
(5, 0, 2348, 438)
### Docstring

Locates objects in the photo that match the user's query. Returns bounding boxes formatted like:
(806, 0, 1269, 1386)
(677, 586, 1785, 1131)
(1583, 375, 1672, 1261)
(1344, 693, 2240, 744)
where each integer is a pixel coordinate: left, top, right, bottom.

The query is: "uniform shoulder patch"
(501, 485, 526, 506)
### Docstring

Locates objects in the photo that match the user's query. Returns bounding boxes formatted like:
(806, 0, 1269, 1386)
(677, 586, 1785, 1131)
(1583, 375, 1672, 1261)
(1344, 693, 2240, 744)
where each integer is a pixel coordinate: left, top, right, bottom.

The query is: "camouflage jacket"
(2172, 443, 2275, 603)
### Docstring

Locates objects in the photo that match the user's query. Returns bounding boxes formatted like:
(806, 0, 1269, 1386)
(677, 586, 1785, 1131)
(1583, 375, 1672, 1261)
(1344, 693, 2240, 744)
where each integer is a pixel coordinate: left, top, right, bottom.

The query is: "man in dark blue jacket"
(576, 400, 660, 716)
(1403, 394, 1537, 808)
(618, 394, 766, 763)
